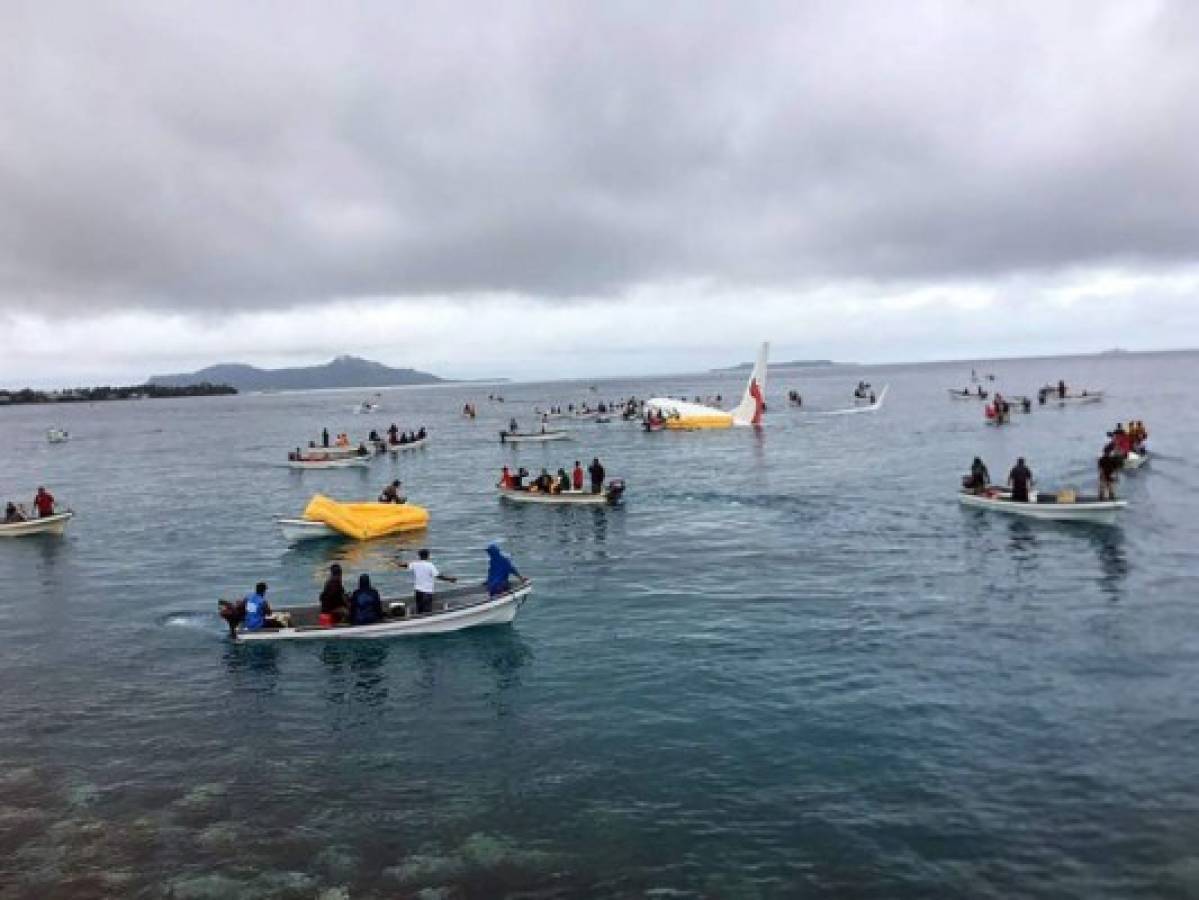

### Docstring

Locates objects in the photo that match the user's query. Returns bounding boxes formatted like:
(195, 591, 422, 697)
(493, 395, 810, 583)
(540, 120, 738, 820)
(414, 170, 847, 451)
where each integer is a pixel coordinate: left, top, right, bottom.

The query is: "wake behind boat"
(814, 384, 889, 416)
(223, 581, 533, 642)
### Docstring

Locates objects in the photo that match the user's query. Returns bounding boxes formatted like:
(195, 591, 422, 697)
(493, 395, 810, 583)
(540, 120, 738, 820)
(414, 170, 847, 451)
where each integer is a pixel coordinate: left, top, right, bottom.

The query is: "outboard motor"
(606, 479, 626, 503)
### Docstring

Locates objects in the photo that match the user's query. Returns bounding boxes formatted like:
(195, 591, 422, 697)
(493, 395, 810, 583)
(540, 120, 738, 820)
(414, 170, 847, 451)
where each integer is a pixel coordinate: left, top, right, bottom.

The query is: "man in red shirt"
(571, 461, 584, 491)
(33, 486, 55, 518)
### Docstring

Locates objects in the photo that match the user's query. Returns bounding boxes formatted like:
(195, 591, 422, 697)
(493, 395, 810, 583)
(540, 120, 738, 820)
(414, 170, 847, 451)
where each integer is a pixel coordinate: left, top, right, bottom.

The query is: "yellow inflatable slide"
(302, 494, 429, 540)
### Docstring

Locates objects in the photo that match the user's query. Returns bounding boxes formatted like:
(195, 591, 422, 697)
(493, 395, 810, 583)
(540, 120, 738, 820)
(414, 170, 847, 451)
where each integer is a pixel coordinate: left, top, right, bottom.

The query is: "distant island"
(149, 355, 447, 392)
(714, 359, 845, 371)
(0, 383, 236, 406)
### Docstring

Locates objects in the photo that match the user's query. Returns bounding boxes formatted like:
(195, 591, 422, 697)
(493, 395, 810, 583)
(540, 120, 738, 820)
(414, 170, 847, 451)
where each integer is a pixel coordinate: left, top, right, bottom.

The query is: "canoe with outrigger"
(219, 580, 533, 642)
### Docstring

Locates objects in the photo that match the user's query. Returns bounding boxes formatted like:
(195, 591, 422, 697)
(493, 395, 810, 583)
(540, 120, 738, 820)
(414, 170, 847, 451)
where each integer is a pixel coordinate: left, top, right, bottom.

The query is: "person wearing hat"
(319, 563, 349, 625)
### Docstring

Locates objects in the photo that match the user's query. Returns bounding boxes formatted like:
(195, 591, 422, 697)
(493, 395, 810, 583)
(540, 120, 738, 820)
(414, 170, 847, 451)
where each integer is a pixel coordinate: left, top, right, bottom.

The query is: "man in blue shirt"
(243, 582, 281, 631)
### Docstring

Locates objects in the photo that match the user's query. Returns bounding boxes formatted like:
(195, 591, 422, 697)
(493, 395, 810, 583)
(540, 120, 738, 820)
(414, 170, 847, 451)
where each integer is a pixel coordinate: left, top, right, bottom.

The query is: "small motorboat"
(498, 480, 625, 505)
(354, 402, 380, 414)
(388, 436, 429, 452)
(499, 430, 570, 443)
(285, 457, 371, 470)
(958, 488, 1126, 525)
(948, 388, 988, 400)
(47, 428, 69, 443)
(220, 580, 533, 642)
(1038, 387, 1104, 406)
(0, 512, 73, 538)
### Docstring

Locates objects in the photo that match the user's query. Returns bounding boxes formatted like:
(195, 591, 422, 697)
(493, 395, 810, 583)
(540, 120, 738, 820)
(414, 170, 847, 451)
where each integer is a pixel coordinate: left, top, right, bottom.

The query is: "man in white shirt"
(401, 548, 457, 615)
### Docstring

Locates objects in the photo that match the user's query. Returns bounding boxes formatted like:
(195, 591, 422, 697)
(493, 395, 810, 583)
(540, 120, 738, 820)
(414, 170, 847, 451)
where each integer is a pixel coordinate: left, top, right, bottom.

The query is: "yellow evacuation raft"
(664, 414, 733, 430)
(302, 494, 429, 540)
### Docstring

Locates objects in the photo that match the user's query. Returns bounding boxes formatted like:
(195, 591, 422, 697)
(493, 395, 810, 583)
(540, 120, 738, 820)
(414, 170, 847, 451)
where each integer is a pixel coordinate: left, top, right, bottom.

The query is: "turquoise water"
(1, 351, 1198, 898)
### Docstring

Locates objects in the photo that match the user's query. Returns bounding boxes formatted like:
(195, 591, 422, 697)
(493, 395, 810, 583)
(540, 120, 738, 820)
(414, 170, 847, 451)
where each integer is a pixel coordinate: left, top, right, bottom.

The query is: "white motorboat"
(1038, 387, 1104, 406)
(819, 385, 889, 416)
(948, 388, 989, 400)
(387, 436, 428, 452)
(498, 480, 625, 505)
(958, 489, 1125, 525)
(276, 517, 338, 541)
(0, 512, 73, 538)
(353, 402, 380, 414)
(285, 457, 371, 470)
(47, 428, 69, 443)
(222, 581, 533, 642)
(499, 430, 571, 443)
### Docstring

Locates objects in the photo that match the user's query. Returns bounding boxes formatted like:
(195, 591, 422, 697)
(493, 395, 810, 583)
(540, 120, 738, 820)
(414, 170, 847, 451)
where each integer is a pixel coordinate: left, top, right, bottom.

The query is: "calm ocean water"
(1, 351, 1198, 898)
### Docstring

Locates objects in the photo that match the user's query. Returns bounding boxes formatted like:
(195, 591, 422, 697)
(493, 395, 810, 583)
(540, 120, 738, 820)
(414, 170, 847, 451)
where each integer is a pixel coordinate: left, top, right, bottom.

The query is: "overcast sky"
(2, 0, 1197, 386)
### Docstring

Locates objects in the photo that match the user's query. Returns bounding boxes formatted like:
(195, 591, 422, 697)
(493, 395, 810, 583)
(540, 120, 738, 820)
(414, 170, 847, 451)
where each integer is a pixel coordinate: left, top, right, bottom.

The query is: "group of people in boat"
(853, 381, 876, 403)
(954, 385, 990, 398)
(962, 456, 1035, 501)
(387, 424, 427, 445)
(1037, 380, 1096, 404)
(498, 458, 606, 494)
(643, 408, 681, 430)
(462, 403, 477, 418)
(4, 486, 57, 523)
(1097, 421, 1149, 499)
(787, 390, 803, 407)
(225, 545, 525, 634)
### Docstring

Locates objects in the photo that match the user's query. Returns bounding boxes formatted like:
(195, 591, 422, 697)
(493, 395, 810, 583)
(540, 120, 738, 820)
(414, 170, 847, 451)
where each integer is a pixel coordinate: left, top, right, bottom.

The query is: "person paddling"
(1007, 457, 1034, 503)
(398, 549, 457, 615)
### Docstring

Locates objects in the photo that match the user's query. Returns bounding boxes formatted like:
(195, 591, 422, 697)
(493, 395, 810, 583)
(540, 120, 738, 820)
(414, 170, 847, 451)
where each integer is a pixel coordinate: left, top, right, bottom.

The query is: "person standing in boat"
(498, 466, 514, 489)
(1058, 379, 1067, 399)
(572, 461, 584, 491)
(33, 486, 55, 518)
(322, 427, 330, 448)
(509, 417, 519, 434)
(588, 458, 605, 494)
(5, 502, 26, 523)
(349, 574, 384, 626)
(399, 549, 457, 615)
(379, 480, 405, 503)
(1007, 458, 1034, 503)
(319, 564, 349, 625)
(485, 543, 524, 596)
(1098, 447, 1121, 500)
(556, 468, 570, 493)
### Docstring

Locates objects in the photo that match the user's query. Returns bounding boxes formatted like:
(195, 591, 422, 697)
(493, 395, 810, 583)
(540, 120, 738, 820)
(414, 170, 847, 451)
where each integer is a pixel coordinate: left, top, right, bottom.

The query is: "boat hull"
(0, 512, 73, 537)
(388, 437, 428, 451)
(958, 491, 1125, 525)
(497, 485, 622, 505)
(277, 518, 338, 541)
(500, 431, 571, 443)
(232, 582, 532, 642)
(286, 458, 371, 469)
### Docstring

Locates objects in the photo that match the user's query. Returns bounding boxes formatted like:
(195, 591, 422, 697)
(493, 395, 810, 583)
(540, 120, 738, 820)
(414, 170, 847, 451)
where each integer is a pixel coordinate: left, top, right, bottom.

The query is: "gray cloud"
(2, 0, 1198, 314)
